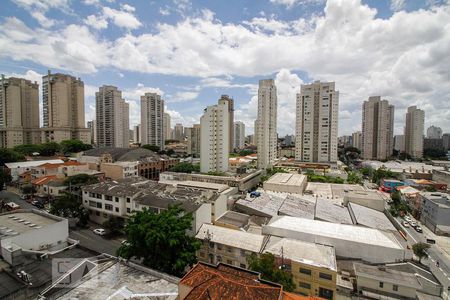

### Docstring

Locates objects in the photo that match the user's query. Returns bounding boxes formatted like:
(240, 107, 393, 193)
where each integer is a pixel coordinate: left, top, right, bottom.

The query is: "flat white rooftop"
(0, 211, 61, 237)
(265, 173, 307, 186)
(196, 224, 265, 253)
(5, 159, 64, 169)
(265, 237, 337, 271)
(264, 216, 402, 250)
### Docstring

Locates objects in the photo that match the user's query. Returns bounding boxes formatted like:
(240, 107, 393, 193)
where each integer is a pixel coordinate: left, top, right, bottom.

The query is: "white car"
(402, 221, 410, 228)
(409, 221, 417, 227)
(93, 228, 106, 236)
(404, 216, 412, 222)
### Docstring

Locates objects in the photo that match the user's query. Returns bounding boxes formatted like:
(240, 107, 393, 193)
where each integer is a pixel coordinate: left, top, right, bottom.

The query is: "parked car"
(31, 200, 44, 209)
(121, 240, 130, 246)
(20, 195, 27, 200)
(404, 216, 412, 222)
(426, 238, 436, 244)
(93, 228, 106, 236)
(415, 226, 423, 233)
(409, 221, 417, 227)
(402, 221, 410, 228)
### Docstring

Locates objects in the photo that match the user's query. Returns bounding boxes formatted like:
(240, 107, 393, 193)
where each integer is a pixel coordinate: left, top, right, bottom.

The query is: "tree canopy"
(49, 193, 89, 226)
(64, 174, 99, 186)
(13, 144, 41, 156)
(169, 162, 200, 173)
(39, 142, 61, 156)
(0, 168, 11, 191)
(117, 205, 200, 277)
(412, 242, 430, 263)
(371, 166, 398, 184)
(247, 252, 296, 292)
(60, 139, 92, 153)
(0, 148, 25, 166)
(307, 174, 344, 184)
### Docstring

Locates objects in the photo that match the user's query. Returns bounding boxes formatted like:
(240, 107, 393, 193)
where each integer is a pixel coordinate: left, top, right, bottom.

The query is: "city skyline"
(1, 0, 449, 136)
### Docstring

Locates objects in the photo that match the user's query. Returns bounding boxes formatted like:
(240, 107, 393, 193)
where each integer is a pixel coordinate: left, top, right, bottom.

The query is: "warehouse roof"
(0, 210, 63, 237)
(82, 178, 151, 197)
(196, 224, 267, 253)
(354, 263, 418, 288)
(5, 159, 64, 169)
(278, 195, 315, 219)
(348, 202, 396, 231)
(235, 192, 285, 217)
(315, 198, 352, 224)
(265, 216, 402, 249)
(264, 238, 337, 271)
(264, 173, 307, 187)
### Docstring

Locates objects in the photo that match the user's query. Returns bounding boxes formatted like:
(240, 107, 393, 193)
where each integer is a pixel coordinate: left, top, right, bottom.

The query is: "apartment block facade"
(405, 106, 425, 158)
(256, 79, 277, 169)
(95, 85, 129, 148)
(0, 76, 41, 148)
(361, 96, 394, 160)
(42, 70, 90, 143)
(141, 93, 164, 150)
(295, 81, 339, 163)
(352, 131, 362, 150)
(200, 98, 230, 173)
(234, 121, 245, 149)
(186, 124, 201, 157)
(163, 112, 171, 141)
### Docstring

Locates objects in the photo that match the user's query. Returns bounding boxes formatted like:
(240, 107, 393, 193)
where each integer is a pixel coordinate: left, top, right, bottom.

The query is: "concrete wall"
(356, 275, 416, 299)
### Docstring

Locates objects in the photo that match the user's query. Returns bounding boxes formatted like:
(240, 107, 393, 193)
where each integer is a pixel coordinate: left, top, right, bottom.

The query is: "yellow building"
(264, 238, 337, 300)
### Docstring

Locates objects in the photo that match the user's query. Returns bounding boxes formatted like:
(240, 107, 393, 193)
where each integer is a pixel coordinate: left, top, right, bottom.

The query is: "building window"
(240, 249, 246, 257)
(379, 282, 384, 288)
(115, 207, 119, 212)
(319, 287, 334, 300)
(299, 282, 311, 289)
(300, 268, 312, 275)
(115, 197, 119, 202)
(88, 200, 97, 207)
(240, 263, 246, 268)
(393, 285, 398, 291)
(105, 204, 113, 211)
(126, 197, 131, 203)
(127, 208, 131, 213)
(226, 260, 233, 265)
(105, 195, 112, 201)
(199, 252, 205, 258)
(96, 202, 102, 209)
(319, 273, 332, 280)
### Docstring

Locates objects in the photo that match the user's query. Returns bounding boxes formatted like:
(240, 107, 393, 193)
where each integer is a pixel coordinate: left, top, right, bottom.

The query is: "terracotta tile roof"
(179, 262, 283, 300)
(37, 161, 84, 169)
(282, 292, 322, 300)
(31, 175, 57, 186)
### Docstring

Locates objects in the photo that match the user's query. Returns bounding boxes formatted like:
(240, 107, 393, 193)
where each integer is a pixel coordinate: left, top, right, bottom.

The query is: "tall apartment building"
(163, 113, 171, 141)
(95, 86, 129, 148)
(234, 121, 245, 149)
(42, 70, 90, 143)
(87, 120, 96, 145)
(133, 124, 140, 144)
(394, 135, 405, 153)
(253, 119, 259, 146)
(295, 81, 339, 163)
(186, 124, 201, 157)
(173, 123, 184, 141)
(427, 125, 442, 139)
(141, 93, 164, 149)
(405, 106, 425, 158)
(443, 133, 450, 150)
(0, 76, 41, 148)
(352, 131, 362, 150)
(256, 79, 277, 169)
(361, 96, 394, 160)
(218, 95, 234, 153)
(200, 98, 230, 173)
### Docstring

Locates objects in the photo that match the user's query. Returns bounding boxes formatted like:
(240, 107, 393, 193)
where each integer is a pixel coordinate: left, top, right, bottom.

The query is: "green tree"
(49, 193, 88, 226)
(0, 148, 25, 166)
(21, 184, 36, 195)
(103, 216, 124, 235)
(60, 139, 92, 154)
(38, 142, 61, 156)
(412, 242, 430, 263)
(391, 190, 401, 205)
(372, 166, 397, 184)
(307, 174, 345, 184)
(347, 172, 362, 184)
(169, 162, 200, 173)
(13, 144, 41, 156)
(238, 149, 254, 156)
(117, 205, 200, 277)
(0, 168, 12, 191)
(64, 174, 99, 186)
(141, 144, 161, 152)
(247, 253, 296, 292)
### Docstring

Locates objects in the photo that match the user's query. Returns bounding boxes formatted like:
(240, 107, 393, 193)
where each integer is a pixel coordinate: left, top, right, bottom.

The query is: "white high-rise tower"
(141, 93, 164, 150)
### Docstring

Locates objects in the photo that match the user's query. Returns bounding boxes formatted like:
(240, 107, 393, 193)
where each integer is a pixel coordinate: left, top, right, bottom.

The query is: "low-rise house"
(30, 161, 87, 180)
(5, 159, 64, 181)
(179, 262, 310, 300)
(380, 179, 405, 193)
(420, 192, 450, 235)
(100, 161, 139, 180)
(82, 178, 233, 234)
(404, 179, 447, 191)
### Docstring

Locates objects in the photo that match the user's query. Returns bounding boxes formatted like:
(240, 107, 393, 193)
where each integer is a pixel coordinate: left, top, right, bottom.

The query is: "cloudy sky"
(1, 0, 449, 136)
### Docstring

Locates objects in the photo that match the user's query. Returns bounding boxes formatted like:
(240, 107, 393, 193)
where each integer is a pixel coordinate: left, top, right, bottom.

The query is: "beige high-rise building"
(141, 93, 164, 150)
(253, 119, 259, 146)
(394, 135, 405, 153)
(295, 81, 339, 163)
(96, 86, 129, 148)
(163, 113, 171, 142)
(219, 95, 234, 153)
(186, 124, 201, 157)
(405, 106, 424, 158)
(256, 79, 277, 169)
(352, 131, 362, 150)
(234, 121, 245, 149)
(0, 76, 41, 148)
(361, 96, 394, 160)
(200, 99, 230, 173)
(174, 123, 184, 141)
(42, 70, 90, 144)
